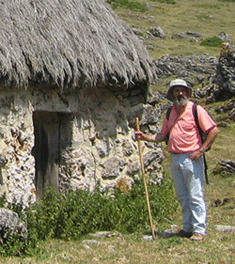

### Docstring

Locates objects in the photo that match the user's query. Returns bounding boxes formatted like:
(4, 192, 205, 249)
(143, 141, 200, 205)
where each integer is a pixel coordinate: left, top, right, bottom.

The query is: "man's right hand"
(135, 131, 165, 143)
(135, 131, 144, 140)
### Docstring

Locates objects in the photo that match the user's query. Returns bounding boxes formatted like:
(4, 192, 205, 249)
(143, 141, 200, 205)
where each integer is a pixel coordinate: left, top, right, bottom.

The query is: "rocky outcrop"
(154, 45, 235, 123)
(154, 44, 235, 103)
(213, 160, 235, 177)
(213, 48, 235, 98)
(0, 208, 27, 243)
(154, 53, 218, 89)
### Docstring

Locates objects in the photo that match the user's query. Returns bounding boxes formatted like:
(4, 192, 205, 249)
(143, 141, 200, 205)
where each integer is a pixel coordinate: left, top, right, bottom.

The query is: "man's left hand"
(189, 150, 204, 161)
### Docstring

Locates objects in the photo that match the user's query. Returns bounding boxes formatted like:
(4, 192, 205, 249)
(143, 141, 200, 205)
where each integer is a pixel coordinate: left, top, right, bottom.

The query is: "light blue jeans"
(171, 153, 206, 235)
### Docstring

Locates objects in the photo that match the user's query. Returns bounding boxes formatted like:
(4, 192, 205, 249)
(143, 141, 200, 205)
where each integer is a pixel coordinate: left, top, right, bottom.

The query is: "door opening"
(33, 111, 72, 198)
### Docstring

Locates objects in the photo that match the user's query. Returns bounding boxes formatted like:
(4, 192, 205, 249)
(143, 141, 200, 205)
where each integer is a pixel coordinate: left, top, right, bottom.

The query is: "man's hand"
(135, 131, 166, 143)
(189, 150, 204, 161)
(135, 131, 144, 140)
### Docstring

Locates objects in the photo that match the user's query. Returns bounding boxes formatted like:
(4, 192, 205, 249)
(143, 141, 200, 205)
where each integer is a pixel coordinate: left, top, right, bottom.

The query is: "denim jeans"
(171, 153, 206, 235)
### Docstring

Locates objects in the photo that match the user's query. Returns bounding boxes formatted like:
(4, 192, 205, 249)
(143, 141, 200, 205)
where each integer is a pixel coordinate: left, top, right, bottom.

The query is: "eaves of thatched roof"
(0, 0, 156, 92)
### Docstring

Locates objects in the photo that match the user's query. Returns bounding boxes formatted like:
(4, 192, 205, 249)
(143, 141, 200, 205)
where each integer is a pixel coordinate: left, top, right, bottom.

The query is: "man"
(135, 79, 219, 241)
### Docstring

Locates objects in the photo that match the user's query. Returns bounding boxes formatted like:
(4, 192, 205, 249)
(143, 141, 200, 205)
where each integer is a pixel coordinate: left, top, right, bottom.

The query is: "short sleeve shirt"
(160, 101, 217, 153)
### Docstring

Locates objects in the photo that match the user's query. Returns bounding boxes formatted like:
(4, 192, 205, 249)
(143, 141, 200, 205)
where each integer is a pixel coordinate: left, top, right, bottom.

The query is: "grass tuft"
(200, 36, 223, 47)
(107, 0, 147, 11)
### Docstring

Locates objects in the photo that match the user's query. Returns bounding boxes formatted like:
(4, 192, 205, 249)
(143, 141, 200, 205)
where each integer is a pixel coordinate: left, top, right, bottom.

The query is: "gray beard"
(173, 96, 189, 106)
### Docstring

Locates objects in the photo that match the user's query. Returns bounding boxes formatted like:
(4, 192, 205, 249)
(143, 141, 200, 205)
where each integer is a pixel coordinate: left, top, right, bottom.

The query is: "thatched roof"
(0, 0, 156, 92)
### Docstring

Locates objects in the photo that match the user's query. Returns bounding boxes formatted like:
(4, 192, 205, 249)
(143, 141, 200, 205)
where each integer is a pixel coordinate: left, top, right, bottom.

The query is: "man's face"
(172, 86, 189, 106)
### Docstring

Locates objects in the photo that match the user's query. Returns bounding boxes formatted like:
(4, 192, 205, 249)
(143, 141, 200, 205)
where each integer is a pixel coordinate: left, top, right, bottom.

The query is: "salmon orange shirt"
(161, 101, 217, 153)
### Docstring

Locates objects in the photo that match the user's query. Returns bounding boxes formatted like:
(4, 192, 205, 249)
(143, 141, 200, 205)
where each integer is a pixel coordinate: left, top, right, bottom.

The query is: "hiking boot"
(190, 233, 205, 241)
(176, 229, 193, 238)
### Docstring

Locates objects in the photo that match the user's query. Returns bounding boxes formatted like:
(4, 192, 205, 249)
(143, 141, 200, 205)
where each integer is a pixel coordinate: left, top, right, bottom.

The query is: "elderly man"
(135, 79, 219, 241)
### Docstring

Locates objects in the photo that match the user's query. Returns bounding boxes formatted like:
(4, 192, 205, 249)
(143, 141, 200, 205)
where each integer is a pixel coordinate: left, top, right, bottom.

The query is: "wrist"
(199, 147, 205, 153)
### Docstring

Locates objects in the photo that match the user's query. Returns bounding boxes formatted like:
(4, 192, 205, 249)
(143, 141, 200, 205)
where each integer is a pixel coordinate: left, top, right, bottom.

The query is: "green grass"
(200, 36, 224, 47)
(197, 13, 213, 20)
(107, 0, 148, 11)
(194, 3, 221, 9)
(219, 0, 235, 2)
(152, 0, 177, 4)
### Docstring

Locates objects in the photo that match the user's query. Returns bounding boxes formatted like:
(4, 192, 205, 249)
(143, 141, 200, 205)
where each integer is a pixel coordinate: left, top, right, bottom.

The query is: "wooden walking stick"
(136, 117, 155, 240)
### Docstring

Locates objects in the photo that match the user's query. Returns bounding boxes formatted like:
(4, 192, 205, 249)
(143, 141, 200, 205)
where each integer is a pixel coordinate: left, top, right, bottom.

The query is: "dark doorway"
(33, 111, 72, 198)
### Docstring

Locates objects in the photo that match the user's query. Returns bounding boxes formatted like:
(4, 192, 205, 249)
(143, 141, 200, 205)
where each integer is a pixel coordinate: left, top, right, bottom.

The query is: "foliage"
(219, 0, 235, 2)
(194, 3, 220, 9)
(0, 196, 27, 257)
(107, 0, 147, 11)
(151, 0, 177, 4)
(0, 194, 7, 208)
(0, 175, 176, 256)
(197, 13, 212, 20)
(200, 37, 223, 47)
(26, 176, 177, 240)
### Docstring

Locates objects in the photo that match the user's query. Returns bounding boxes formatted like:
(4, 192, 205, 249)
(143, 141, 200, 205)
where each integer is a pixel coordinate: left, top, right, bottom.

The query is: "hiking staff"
(136, 117, 155, 240)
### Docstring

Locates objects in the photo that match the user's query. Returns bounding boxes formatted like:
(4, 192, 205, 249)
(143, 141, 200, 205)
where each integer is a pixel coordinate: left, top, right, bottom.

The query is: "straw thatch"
(0, 0, 156, 92)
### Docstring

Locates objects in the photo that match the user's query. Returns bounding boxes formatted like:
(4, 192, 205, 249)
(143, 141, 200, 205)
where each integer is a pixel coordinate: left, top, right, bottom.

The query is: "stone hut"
(0, 0, 163, 205)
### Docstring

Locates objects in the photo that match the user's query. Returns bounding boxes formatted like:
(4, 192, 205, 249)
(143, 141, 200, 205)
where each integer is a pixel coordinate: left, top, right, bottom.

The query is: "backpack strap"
(193, 103, 203, 140)
(192, 102, 209, 184)
(165, 106, 172, 144)
(166, 106, 172, 120)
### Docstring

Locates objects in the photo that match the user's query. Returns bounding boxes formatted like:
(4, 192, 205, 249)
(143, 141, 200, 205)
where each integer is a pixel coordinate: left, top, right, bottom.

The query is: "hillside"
(111, 0, 235, 57)
(111, 0, 235, 174)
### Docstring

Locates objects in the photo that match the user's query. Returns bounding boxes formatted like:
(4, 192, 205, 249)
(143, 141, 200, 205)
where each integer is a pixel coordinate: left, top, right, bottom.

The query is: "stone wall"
(0, 85, 164, 205)
(59, 86, 164, 193)
(0, 90, 35, 206)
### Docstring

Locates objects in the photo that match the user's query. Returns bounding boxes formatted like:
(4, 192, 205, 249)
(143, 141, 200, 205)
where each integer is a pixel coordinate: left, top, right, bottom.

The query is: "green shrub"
(152, 0, 177, 4)
(194, 3, 220, 9)
(197, 13, 212, 20)
(200, 37, 223, 47)
(107, 0, 177, 11)
(1, 174, 177, 256)
(107, 0, 147, 11)
(219, 0, 235, 2)
(26, 175, 177, 239)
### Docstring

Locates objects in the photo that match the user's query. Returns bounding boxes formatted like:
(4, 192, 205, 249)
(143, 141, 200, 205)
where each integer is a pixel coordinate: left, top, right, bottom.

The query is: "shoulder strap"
(166, 106, 172, 120)
(193, 102, 209, 184)
(193, 102, 204, 140)
(193, 103, 201, 134)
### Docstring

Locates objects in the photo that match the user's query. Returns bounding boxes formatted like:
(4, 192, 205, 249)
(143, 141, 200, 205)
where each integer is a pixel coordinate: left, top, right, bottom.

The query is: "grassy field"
(1, 0, 235, 263)
(2, 113, 235, 264)
(1, 168, 234, 263)
(114, 0, 235, 58)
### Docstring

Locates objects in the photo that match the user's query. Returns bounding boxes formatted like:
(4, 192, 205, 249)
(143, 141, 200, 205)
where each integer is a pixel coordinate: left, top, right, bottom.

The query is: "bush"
(152, 0, 177, 4)
(200, 37, 223, 47)
(219, 0, 235, 2)
(107, 0, 147, 12)
(26, 175, 177, 240)
(1, 174, 177, 256)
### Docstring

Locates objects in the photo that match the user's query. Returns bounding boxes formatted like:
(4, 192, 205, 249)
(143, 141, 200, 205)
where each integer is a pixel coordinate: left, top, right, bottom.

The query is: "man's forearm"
(201, 126, 219, 151)
(141, 133, 166, 143)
